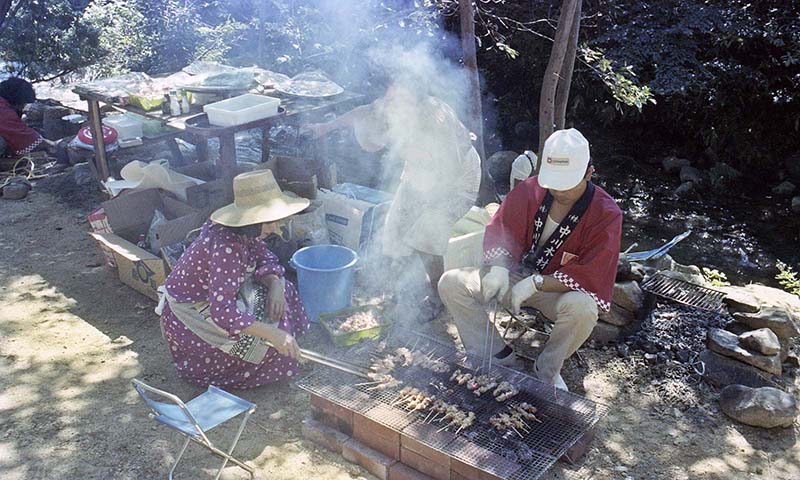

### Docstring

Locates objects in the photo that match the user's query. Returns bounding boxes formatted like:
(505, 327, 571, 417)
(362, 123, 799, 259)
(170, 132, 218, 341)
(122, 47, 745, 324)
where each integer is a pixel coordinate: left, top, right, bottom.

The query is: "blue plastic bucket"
(291, 245, 358, 322)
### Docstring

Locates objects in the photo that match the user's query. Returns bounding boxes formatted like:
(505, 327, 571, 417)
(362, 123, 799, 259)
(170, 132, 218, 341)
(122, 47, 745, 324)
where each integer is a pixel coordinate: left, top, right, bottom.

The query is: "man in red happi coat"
(439, 129, 622, 391)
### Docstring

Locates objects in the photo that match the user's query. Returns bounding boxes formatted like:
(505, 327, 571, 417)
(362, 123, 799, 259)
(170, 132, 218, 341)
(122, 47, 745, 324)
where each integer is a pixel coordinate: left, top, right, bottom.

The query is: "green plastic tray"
(319, 305, 391, 348)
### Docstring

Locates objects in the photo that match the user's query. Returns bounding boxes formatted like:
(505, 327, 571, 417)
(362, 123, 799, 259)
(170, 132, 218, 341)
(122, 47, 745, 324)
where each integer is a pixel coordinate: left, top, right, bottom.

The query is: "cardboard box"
(174, 161, 266, 211)
(90, 188, 206, 300)
(87, 207, 116, 268)
(319, 185, 392, 254)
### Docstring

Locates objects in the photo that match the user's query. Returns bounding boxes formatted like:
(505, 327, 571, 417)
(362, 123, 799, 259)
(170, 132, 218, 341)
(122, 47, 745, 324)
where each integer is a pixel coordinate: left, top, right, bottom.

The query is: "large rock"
(680, 165, 703, 184)
(673, 181, 696, 198)
(660, 268, 707, 287)
(722, 287, 760, 313)
(719, 385, 797, 429)
(613, 281, 644, 313)
(792, 196, 800, 214)
(699, 350, 778, 389)
(599, 304, 636, 327)
(739, 328, 781, 356)
(708, 328, 781, 375)
(772, 181, 796, 197)
(1, 183, 30, 200)
(590, 321, 621, 346)
(663, 156, 691, 173)
(733, 306, 800, 342)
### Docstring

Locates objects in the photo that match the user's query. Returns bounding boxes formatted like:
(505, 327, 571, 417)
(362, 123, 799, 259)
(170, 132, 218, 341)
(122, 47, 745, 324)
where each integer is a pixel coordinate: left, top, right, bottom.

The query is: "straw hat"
(211, 169, 310, 227)
(104, 159, 204, 201)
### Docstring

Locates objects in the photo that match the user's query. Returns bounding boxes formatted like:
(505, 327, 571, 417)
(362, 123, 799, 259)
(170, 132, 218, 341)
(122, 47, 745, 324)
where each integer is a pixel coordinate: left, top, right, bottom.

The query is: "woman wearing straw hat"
(159, 170, 311, 388)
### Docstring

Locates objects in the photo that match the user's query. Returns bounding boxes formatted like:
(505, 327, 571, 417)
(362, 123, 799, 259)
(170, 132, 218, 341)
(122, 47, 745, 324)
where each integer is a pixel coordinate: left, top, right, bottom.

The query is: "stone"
(616, 343, 630, 358)
(486, 150, 520, 193)
(786, 355, 800, 369)
(616, 257, 632, 281)
(772, 181, 796, 197)
(73, 163, 95, 187)
(590, 321, 621, 346)
(722, 287, 761, 313)
(733, 306, 800, 342)
(674, 181, 696, 198)
(43, 106, 79, 140)
(599, 303, 636, 327)
(739, 328, 781, 356)
(707, 328, 781, 375)
(675, 349, 691, 363)
(612, 281, 644, 313)
(1, 183, 30, 200)
(792, 196, 800, 214)
(680, 165, 703, 184)
(699, 349, 778, 389)
(663, 156, 691, 173)
(719, 385, 797, 429)
(660, 268, 707, 287)
(629, 262, 646, 282)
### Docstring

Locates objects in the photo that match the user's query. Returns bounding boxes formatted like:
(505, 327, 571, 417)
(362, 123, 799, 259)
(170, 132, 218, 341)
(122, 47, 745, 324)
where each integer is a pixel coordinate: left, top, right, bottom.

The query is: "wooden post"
(218, 132, 237, 203)
(86, 99, 110, 180)
(537, 0, 580, 168)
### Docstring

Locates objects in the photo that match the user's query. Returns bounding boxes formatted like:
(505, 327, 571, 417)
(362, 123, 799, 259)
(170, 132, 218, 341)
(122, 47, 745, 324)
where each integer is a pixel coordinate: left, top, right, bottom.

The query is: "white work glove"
(510, 275, 538, 315)
(482, 266, 510, 303)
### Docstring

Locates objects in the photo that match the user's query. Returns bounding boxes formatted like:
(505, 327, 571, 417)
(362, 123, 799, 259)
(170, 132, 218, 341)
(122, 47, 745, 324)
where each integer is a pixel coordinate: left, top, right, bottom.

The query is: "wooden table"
(73, 86, 366, 193)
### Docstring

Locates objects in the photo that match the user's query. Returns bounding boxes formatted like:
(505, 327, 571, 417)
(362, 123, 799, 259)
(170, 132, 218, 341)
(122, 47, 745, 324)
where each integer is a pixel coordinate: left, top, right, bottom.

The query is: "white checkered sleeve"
(14, 135, 43, 156)
(483, 247, 513, 267)
(552, 270, 611, 312)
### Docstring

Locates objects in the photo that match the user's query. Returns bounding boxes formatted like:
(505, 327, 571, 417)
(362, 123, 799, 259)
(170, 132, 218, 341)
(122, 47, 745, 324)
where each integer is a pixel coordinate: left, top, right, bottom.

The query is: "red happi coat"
(483, 176, 622, 312)
(0, 98, 42, 155)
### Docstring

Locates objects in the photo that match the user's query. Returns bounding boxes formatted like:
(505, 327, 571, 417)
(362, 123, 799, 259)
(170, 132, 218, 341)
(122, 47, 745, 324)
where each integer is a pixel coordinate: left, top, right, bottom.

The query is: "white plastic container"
(203, 94, 280, 127)
(103, 115, 143, 141)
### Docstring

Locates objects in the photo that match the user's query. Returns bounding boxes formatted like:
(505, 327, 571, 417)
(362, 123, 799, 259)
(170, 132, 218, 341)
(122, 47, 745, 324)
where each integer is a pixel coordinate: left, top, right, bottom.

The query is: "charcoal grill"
(641, 273, 726, 312)
(297, 330, 608, 480)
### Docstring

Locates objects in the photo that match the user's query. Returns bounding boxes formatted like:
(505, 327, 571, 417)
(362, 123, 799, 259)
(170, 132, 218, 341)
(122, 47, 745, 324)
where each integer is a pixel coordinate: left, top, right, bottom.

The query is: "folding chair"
(132, 379, 257, 480)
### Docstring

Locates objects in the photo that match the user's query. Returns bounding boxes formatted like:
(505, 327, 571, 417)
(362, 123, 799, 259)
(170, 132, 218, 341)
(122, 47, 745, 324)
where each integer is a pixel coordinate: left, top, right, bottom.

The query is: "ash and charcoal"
(620, 300, 733, 363)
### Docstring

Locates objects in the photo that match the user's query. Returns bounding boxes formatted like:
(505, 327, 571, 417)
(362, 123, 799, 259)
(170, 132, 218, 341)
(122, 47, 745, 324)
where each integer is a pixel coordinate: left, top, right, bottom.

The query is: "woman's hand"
(265, 326, 302, 361)
(266, 276, 286, 321)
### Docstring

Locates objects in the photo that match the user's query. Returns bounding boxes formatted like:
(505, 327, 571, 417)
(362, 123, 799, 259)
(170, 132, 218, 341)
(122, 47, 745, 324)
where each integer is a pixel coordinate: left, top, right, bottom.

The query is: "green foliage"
(702, 267, 730, 287)
(775, 261, 800, 297)
(589, 0, 800, 177)
(581, 46, 655, 112)
(0, 0, 103, 81)
(83, 1, 152, 77)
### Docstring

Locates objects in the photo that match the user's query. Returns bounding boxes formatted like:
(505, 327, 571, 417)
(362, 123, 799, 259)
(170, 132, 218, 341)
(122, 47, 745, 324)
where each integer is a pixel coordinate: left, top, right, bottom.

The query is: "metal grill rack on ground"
(297, 330, 608, 480)
(641, 273, 727, 311)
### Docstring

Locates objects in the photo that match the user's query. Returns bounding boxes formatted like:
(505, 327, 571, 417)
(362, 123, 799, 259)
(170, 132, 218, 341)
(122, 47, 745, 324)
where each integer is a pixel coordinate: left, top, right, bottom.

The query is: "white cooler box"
(203, 94, 280, 127)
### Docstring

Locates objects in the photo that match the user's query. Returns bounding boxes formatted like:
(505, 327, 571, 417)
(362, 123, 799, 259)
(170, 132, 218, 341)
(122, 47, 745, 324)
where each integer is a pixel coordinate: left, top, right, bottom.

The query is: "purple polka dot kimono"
(161, 220, 309, 389)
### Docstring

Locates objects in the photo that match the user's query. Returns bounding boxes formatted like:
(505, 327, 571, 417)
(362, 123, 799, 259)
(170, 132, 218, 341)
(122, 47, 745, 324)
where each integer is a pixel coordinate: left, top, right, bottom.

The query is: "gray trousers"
(438, 267, 598, 384)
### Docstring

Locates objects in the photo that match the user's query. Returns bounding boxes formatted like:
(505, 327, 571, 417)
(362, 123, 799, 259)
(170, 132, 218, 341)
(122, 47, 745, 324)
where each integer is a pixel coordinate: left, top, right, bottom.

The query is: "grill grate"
(297, 330, 608, 480)
(641, 273, 726, 311)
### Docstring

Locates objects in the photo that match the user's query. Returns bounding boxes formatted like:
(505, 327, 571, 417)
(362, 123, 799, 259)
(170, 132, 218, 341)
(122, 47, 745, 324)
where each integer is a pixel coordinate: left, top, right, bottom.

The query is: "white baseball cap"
(538, 128, 590, 190)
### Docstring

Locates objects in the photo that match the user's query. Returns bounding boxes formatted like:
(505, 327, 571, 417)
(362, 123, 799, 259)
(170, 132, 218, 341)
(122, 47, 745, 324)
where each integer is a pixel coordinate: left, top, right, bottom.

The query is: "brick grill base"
(306, 393, 594, 480)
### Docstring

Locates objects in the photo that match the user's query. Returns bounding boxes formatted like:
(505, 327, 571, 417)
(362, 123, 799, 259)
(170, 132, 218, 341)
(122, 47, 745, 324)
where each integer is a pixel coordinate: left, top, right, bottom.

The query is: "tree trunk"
(554, 0, 582, 131)
(459, 0, 494, 203)
(0, 0, 12, 32)
(537, 0, 580, 169)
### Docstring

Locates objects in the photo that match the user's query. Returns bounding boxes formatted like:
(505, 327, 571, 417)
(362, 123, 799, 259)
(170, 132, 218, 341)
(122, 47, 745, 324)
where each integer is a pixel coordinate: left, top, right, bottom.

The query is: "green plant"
(702, 267, 730, 287)
(776, 261, 800, 296)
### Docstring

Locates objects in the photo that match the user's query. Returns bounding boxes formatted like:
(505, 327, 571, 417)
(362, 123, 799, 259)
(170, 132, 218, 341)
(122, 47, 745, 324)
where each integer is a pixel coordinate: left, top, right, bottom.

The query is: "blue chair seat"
(152, 386, 255, 437)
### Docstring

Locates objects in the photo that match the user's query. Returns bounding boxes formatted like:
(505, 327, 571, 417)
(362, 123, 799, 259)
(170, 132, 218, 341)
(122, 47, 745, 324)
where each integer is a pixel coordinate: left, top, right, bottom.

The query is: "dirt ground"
(1, 176, 798, 480)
